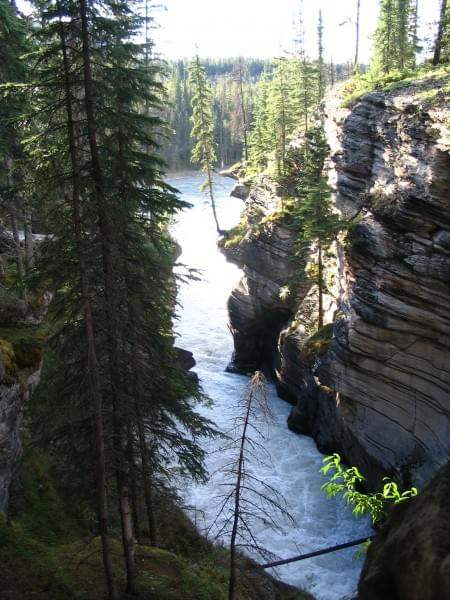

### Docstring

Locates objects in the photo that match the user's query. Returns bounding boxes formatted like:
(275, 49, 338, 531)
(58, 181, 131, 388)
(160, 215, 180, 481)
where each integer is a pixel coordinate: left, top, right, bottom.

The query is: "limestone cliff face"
(221, 176, 300, 372)
(222, 76, 450, 489)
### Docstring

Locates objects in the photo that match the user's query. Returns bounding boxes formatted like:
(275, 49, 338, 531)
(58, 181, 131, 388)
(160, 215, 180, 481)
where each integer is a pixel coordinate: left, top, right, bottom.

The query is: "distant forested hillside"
(161, 57, 353, 171)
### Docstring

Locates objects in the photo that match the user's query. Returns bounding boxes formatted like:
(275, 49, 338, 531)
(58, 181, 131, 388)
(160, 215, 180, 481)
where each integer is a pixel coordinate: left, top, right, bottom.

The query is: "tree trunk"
(128, 426, 140, 541)
(238, 58, 248, 162)
(10, 204, 26, 302)
(5, 159, 26, 301)
(207, 165, 221, 234)
(79, 0, 136, 592)
(317, 240, 324, 329)
(56, 7, 117, 599)
(228, 386, 253, 600)
(23, 208, 34, 275)
(137, 421, 157, 545)
(433, 0, 448, 65)
(354, 0, 361, 66)
(278, 64, 287, 176)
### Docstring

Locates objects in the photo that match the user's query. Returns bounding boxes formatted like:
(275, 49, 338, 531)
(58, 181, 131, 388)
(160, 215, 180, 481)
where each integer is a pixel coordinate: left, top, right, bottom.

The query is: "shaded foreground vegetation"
(1, 443, 311, 600)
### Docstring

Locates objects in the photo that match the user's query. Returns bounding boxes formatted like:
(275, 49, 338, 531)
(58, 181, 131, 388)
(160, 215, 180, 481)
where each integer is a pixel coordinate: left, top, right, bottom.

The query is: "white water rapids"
(171, 173, 371, 600)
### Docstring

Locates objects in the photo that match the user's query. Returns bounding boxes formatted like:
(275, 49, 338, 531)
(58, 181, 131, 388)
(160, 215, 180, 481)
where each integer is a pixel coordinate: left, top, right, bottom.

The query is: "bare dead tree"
(206, 371, 295, 600)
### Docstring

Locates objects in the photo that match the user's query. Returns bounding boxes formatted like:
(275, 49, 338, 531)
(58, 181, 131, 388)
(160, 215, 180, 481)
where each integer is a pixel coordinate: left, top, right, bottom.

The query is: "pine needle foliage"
(289, 122, 344, 329)
(371, 0, 417, 75)
(20, 0, 217, 596)
(188, 54, 221, 234)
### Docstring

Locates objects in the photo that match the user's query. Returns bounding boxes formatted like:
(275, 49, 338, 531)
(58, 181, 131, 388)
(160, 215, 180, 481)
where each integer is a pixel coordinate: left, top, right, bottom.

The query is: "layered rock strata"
(222, 78, 450, 490)
(221, 176, 299, 372)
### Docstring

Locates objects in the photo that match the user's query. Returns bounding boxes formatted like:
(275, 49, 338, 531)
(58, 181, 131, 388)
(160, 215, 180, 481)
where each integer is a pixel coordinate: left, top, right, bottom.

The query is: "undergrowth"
(342, 62, 450, 107)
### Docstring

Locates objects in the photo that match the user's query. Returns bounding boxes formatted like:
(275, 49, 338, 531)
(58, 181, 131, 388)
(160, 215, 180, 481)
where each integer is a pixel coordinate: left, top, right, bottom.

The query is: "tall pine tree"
(188, 54, 221, 233)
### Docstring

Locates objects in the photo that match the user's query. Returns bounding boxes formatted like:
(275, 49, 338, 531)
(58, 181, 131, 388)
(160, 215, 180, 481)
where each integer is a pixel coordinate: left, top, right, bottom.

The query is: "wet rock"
(175, 347, 198, 383)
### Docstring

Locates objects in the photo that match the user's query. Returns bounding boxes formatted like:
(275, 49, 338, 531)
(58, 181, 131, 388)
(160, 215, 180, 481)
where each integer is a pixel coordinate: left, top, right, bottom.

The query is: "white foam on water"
(171, 173, 372, 600)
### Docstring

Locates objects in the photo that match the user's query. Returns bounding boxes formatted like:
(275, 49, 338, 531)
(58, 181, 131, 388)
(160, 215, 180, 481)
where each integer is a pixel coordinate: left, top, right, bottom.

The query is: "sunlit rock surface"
(316, 81, 450, 488)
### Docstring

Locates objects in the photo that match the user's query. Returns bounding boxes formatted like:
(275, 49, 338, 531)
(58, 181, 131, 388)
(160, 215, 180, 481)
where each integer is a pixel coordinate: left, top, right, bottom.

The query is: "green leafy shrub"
(321, 453, 418, 525)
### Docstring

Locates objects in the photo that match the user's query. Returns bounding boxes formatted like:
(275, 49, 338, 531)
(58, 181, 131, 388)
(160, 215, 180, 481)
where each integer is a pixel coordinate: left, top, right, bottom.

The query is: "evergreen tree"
(0, 0, 32, 299)
(235, 57, 249, 162)
(265, 58, 295, 177)
(291, 123, 343, 329)
(316, 10, 326, 103)
(188, 54, 221, 233)
(371, 0, 416, 74)
(433, 0, 449, 64)
(293, 0, 314, 132)
(26, 1, 216, 595)
(248, 71, 271, 170)
(355, 0, 361, 66)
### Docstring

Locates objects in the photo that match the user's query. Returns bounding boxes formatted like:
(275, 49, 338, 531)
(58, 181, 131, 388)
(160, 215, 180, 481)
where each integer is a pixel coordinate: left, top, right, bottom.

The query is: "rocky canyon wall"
(222, 75, 450, 490)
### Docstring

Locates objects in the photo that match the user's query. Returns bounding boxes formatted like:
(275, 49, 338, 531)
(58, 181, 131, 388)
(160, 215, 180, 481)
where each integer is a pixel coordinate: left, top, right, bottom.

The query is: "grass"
(342, 62, 450, 108)
(0, 337, 19, 381)
(222, 216, 249, 249)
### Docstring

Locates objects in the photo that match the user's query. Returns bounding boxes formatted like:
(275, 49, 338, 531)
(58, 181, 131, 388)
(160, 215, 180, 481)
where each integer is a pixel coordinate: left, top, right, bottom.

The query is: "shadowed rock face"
(358, 460, 450, 600)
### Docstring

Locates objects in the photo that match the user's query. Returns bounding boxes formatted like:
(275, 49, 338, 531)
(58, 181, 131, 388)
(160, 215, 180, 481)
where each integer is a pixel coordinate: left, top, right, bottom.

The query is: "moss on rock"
(0, 326, 46, 369)
(301, 323, 334, 365)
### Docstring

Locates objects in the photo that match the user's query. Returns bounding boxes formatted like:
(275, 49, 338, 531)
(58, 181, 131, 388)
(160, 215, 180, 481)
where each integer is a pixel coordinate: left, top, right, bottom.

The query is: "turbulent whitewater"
(171, 172, 371, 600)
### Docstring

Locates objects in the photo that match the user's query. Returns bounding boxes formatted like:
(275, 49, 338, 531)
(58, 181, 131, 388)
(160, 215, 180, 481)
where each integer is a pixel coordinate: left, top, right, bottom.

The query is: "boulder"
(230, 183, 250, 200)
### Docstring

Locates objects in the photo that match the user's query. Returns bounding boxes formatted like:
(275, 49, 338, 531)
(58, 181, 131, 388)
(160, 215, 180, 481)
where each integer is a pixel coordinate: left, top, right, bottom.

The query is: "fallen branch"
(258, 536, 375, 569)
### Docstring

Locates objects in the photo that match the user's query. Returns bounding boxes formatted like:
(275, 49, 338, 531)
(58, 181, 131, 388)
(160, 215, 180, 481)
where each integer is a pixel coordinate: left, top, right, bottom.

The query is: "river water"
(171, 172, 371, 600)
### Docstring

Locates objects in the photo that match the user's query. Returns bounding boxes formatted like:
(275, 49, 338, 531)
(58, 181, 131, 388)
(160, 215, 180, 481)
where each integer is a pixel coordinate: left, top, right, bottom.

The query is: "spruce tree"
(26, 1, 216, 596)
(248, 71, 271, 170)
(433, 0, 449, 64)
(188, 54, 221, 234)
(0, 0, 32, 300)
(292, 123, 343, 329)
(371, 0, 416, 74)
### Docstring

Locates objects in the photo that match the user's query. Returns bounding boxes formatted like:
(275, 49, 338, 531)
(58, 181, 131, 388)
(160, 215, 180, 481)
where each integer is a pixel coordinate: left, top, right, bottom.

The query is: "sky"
(16, 0, 441, 64)
(151, 0, 441, 63)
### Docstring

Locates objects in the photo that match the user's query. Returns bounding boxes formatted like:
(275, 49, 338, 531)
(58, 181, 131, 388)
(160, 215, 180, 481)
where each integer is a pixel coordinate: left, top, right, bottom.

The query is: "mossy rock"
(222, 217, 249, 249)
(0, 337, 19, 382)
(301, 323, 334, 365)
(0, 326, 46, 369)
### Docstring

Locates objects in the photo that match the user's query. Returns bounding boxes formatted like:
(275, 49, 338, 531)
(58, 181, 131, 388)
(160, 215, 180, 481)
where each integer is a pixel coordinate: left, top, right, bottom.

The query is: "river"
(170, 172, 371, 600)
